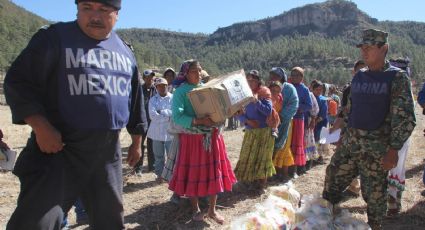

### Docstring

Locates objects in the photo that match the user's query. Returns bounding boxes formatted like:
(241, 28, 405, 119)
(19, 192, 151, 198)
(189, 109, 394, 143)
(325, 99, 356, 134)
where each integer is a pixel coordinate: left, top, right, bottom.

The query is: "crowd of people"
(1, 1, 424, 230)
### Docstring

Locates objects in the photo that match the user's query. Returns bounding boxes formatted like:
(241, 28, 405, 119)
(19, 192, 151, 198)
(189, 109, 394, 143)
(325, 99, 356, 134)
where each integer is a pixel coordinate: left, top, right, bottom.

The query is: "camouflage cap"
(356, 29, 388, 47)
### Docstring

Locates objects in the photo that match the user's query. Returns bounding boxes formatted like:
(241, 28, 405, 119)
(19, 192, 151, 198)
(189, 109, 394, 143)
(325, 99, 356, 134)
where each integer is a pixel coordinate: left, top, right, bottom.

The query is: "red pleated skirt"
(168, 130, 236, 197)
(291, 118, 306, 166)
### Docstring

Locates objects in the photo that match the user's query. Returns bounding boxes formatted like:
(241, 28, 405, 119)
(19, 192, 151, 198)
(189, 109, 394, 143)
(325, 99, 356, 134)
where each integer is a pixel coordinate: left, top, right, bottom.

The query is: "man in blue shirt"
(4, 1, 147, 229)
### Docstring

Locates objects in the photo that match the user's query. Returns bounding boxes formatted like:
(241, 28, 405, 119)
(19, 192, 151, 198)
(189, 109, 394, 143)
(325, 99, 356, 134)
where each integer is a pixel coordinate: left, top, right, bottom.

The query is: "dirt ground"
(1, 104, 424, 230)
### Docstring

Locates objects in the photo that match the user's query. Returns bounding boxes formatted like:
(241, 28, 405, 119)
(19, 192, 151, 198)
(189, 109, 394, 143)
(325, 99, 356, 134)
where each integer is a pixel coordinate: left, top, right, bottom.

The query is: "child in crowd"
(304, 81, 320, 169)
(268, 81, 283, 138)
(311, 81, 328, 163)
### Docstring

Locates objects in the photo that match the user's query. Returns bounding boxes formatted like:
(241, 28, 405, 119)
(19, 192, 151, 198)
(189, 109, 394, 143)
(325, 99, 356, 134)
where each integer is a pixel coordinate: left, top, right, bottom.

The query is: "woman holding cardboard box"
(168, 60, 236, 224)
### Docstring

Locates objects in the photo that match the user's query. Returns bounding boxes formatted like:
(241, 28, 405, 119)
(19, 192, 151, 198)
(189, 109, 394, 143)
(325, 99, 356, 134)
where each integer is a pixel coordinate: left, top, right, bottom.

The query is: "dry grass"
(1, 104, 425, 229)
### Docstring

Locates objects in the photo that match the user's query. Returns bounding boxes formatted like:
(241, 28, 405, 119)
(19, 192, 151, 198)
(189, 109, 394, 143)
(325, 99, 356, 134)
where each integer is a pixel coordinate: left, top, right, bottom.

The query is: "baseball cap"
(75, 0, 121, 10)
(143, 69, 155, 77)
(154, 77, 168, 86)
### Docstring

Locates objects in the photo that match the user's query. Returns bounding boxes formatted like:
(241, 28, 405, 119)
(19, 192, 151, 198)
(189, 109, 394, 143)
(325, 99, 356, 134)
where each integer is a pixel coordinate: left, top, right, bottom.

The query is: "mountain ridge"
(208, 0, 378, 44)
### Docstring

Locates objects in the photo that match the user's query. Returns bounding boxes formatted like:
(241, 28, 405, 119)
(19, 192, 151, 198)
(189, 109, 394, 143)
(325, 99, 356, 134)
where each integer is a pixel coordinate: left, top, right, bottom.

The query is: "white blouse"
(309, 92, 319, 117)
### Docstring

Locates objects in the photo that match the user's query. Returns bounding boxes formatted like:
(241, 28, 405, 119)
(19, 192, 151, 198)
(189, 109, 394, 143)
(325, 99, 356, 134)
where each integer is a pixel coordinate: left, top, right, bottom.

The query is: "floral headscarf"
(172, 59, 195, 87)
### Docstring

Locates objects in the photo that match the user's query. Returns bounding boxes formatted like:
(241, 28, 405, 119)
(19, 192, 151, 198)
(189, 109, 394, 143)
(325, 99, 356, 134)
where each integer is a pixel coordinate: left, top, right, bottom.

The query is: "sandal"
(208, 212, 225, 225)
(192, 211, 205, 222)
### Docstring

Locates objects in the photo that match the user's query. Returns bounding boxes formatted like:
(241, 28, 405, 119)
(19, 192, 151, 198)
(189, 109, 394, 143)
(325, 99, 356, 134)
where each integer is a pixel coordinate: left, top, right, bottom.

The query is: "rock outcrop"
(208, 0, 377, 44)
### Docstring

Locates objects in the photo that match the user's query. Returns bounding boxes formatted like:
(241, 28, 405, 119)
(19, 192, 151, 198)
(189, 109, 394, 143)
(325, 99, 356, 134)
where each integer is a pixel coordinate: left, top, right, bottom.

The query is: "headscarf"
(163, 68, 176, 77)
(270, 67, 288, 82)
(172, 59, 195, 87)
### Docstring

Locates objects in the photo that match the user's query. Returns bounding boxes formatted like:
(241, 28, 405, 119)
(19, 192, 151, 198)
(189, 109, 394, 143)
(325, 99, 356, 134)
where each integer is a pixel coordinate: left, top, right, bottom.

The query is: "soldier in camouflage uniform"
(322, 29, 416, 230)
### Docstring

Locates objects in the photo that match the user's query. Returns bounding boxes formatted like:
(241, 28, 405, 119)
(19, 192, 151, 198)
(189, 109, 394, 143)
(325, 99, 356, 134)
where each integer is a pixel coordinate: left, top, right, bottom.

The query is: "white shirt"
(309, 92, 319, 117)
(146, 92, 173, 141)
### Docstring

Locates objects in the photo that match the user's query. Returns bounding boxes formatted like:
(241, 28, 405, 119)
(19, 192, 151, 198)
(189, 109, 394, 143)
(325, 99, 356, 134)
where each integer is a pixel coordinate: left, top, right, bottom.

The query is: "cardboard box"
(188, 69, 254, 123)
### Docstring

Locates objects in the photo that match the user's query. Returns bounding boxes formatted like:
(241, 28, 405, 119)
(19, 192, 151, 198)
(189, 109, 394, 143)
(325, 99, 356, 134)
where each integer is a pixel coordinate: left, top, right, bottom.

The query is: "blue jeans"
(152, 140, 171, 177)
(74, 198, 87, 220)
(62, 198, 87, 227)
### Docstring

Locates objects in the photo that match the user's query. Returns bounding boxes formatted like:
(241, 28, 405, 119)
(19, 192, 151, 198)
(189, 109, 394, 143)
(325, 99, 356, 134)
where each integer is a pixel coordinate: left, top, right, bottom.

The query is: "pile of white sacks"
(231, 182, 370, 230)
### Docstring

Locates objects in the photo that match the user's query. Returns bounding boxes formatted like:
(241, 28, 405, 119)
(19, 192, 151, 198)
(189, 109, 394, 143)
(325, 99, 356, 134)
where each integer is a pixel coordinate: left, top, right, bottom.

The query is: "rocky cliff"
(208, 0, 377, 44)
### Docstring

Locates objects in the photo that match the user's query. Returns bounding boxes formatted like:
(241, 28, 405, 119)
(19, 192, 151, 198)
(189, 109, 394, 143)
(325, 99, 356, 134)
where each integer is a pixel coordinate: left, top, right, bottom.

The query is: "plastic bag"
(294, 194, 333, 229)
(230, 196, 294, 229)
(333, 210, 370, 230)
(268, 181, 301, 208)
(0, 148, 17, 171)
(231, 211, 278, 230)
(262, 195, 296, 224)
(298, 194, 332, 216)
(232, 185, 369, 230)
(292, 217, 334, 230)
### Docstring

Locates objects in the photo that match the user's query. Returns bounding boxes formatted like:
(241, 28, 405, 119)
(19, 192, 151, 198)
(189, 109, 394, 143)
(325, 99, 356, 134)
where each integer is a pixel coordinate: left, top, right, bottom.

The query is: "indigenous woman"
(235, 70, 275, 189)
(168, 60, 236, 224)
(289, 67, 312, 175)
(268, 67, 299, 181)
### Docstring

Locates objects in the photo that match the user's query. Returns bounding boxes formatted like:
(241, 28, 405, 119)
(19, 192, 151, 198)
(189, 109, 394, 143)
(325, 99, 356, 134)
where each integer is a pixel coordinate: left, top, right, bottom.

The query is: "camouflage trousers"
(323, 134, 389, 226)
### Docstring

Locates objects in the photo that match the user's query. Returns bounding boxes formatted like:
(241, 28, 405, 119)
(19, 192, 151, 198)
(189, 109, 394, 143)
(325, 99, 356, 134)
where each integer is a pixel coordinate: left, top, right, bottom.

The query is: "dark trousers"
(7, 130, 124, 230)
(135, 133, 154, 171)
(227, 116, 239, 130)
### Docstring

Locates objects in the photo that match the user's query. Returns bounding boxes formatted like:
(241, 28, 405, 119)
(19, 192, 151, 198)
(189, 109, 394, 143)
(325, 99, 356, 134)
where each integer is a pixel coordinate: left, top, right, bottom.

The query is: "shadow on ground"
(124, 199, 211, 230)
(383, 200, 425, 230)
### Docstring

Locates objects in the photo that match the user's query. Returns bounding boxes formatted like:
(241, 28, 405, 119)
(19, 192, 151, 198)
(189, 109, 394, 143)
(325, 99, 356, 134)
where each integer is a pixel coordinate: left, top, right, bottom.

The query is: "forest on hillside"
(118, 30, 425, 86)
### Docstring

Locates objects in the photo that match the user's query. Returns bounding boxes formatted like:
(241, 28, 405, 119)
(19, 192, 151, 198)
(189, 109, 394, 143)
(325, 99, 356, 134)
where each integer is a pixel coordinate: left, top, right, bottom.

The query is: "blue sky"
(11, 0, 425, 34)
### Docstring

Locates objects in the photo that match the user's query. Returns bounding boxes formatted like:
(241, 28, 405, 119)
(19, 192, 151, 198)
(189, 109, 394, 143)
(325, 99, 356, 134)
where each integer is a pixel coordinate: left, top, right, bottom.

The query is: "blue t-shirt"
(56, 22, 137, 130)
(292, 83, 312, 119)
(4, 21, 146, 133)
